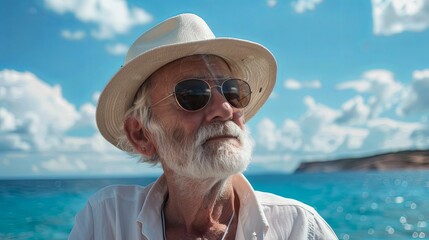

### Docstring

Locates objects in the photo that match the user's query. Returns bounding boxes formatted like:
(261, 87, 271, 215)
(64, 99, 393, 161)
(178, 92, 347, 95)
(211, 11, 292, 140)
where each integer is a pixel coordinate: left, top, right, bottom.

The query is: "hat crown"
(125, 13, 215, 64)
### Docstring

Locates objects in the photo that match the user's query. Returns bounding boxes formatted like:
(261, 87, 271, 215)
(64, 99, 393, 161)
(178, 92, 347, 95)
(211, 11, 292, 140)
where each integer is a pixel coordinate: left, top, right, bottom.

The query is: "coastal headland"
(295, 150, 429, 173)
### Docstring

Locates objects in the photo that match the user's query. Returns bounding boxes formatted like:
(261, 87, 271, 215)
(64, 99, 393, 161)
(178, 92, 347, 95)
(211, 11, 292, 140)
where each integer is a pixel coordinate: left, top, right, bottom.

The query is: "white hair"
(116, 79, 162, 165)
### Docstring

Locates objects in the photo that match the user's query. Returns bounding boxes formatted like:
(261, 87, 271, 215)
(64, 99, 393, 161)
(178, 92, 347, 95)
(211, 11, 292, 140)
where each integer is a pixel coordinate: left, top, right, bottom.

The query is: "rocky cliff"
(295, 150, 429, 173)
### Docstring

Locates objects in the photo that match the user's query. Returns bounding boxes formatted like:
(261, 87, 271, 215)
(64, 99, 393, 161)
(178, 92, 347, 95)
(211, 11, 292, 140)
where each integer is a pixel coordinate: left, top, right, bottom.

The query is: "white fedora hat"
(96, 13, 277, 149)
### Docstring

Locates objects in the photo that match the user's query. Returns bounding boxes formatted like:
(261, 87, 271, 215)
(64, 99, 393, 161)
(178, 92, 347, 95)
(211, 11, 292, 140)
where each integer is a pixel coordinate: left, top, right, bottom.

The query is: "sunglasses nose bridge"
(207, 85, 235, 114)
(209, 84, 223, 94)
(209, 82, 230, 104)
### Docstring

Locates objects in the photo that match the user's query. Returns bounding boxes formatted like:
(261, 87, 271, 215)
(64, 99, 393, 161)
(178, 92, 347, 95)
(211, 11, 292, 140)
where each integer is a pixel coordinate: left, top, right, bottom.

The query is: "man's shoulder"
(255, 191, 338, 239)
(88, 183, 154, 206)
(254, 191, 317, 214)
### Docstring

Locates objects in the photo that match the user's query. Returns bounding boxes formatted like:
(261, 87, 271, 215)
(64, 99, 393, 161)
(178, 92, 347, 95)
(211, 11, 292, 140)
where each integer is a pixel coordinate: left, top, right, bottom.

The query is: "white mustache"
(195, 121, 243, 145)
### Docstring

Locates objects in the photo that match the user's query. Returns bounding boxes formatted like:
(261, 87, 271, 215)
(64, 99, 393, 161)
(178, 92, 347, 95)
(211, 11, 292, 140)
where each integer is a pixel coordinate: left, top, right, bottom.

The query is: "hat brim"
(96, 38, 277, 149)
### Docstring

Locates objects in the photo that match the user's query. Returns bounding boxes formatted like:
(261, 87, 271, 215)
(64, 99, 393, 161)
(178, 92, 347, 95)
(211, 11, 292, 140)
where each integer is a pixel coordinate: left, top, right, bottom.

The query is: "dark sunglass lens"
(174, 79, 210, 111)
(222, 79, 251, 108)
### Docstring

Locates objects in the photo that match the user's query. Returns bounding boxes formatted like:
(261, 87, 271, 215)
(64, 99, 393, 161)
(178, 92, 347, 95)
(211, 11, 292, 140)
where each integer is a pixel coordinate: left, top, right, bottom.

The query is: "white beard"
(149, 121, 254, 179)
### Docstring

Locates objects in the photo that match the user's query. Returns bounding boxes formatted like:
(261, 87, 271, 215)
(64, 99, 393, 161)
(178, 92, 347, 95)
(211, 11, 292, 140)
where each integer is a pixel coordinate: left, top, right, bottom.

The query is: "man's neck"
(163, 171, 238, 239)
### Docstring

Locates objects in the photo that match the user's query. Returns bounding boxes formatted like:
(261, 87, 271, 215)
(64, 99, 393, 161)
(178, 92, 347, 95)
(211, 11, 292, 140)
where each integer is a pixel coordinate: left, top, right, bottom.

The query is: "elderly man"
(69, 13, 337, 240)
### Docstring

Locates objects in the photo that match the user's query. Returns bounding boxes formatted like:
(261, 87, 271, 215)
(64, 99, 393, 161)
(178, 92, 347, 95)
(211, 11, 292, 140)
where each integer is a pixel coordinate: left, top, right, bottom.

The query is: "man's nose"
(203, 85, 234, 122)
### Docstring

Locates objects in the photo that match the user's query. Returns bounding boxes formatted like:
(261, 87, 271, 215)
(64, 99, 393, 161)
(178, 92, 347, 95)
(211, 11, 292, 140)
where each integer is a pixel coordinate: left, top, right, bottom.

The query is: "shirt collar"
(232, 174, 270, 239)
(137, 173, 269, 240)
(137, 174, 167, 240)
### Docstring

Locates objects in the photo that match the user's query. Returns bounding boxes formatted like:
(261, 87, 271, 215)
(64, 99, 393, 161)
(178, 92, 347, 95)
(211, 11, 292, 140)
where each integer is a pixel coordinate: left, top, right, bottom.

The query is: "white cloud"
(372, 0, 429, 36)
(336, 96, 371, 125)
(32, 165, 40, 173)
(41, 155, 88, 172)
(0, 71, 159, 177)
(62, 133, 120, 154)
(267, 0, 277, 7)
(279, 119, 302, 150)
(284, 78, 321, 90)
(44, 0, 153, 39)
(61, 29, 86, 40)
(256, 96, 368, 156)
(256, 118, 303, 152)
(76, 103, 96, 128)
(336, 80, 371, 92)
(106, 43, 128, 56)
(269, 91, 279, 99)
(255, 101, 427, 162)
(291, 0, 323, 13)
(0, 69, 79, 150)
(397, 69, 429, 115)
(254, 92, 429, 162)
(364, 118, 425, 150)
(413, 68, 429, 79)
(336, 69, 403, 118)
(0, 135, 31, 151)
(340, 127, 369, 150)
(0, 108, 16, 131)
(257, 118, 279, 150)
(92, 92, 100, 103)
(1, 151, 161, 177)
(253, 67, 429, 167)
(257, 97, 362, 154)
(284, 79, 301, 90)
(0, 69, 107, 152)
(300, 97, 351, 153)
(251, 155, 300, 173)
(302, 96, 339, 120)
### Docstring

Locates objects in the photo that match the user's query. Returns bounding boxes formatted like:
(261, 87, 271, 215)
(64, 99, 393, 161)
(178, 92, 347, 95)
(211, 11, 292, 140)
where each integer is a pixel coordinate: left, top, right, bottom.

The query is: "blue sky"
(1, 0, 429, 178)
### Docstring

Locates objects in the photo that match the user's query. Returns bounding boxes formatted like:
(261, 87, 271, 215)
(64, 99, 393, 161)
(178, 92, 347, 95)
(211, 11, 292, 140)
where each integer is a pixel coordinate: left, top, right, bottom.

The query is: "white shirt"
(69, 174, 338, 240)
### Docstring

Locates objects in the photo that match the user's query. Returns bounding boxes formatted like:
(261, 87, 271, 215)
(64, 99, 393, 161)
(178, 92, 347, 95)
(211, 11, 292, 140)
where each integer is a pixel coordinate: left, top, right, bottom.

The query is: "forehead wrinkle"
(176, 55, 233, 80)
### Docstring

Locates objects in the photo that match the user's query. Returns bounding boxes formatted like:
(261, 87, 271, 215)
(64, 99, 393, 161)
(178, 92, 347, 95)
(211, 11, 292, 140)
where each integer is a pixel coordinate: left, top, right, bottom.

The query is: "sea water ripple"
(1, 171, 428, 239)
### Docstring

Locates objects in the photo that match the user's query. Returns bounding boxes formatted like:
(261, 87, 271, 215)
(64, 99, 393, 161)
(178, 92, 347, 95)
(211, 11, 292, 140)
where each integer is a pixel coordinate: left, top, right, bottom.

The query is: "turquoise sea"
(1, 171, 429, 240)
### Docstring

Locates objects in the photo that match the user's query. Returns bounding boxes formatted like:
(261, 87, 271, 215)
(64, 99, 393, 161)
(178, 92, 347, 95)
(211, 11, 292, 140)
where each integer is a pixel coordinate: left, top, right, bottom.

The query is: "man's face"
(146, 55, 253, 179)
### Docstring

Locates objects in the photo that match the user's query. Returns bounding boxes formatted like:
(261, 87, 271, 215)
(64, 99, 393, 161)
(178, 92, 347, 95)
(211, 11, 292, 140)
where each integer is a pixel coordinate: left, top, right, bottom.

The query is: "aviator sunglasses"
(152, 78, 252, 112)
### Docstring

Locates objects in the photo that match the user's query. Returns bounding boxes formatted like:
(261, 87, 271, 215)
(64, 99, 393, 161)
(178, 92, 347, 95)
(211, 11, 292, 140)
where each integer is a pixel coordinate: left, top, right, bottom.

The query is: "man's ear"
(124, 117, 156, 157)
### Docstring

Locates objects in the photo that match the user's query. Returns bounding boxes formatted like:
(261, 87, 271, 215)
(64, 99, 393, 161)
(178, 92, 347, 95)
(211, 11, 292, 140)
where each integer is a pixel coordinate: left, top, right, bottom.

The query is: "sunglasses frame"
(151, 78, 252, 112)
